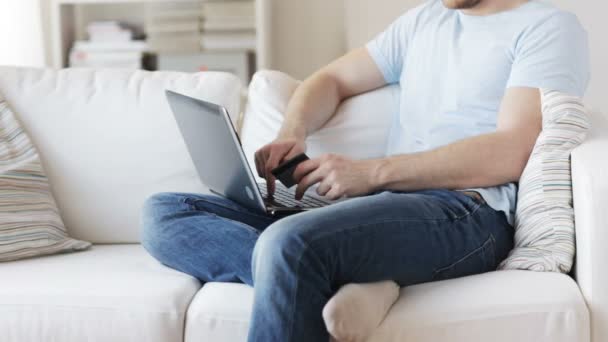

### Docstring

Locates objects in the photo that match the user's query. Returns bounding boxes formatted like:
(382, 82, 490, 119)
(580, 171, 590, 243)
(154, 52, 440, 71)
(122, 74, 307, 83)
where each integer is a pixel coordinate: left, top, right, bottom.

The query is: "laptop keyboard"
(258, 183, 330, 208)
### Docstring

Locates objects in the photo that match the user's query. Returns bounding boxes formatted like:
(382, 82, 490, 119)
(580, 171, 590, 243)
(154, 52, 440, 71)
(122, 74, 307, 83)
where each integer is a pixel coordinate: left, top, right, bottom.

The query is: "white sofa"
(0, 66, 605, 342)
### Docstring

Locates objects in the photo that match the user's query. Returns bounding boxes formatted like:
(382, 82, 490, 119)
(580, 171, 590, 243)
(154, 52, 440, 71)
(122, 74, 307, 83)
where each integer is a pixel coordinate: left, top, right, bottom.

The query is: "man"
(141, 0, 590, 341)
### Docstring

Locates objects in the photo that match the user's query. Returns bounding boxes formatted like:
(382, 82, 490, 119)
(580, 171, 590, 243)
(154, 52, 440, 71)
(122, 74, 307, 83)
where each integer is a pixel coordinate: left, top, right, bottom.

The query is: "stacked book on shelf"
(145, 2, 203, 54)
(201, 1, 256, 51)
(157, 51, 254, 85)
(69, 21, 147, 69)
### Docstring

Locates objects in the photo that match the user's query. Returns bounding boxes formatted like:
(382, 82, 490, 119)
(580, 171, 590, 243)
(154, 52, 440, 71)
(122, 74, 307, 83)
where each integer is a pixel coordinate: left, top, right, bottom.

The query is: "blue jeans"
(141, 190, 513, 342)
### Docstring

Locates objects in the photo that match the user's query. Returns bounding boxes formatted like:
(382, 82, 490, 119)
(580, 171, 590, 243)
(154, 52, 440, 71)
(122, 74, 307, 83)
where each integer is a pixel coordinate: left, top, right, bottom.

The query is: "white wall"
(344, 0, 420, 49)
(551, 0, 607, 111)
(0, 1, 45, 67)
(267, 0, 346, 79)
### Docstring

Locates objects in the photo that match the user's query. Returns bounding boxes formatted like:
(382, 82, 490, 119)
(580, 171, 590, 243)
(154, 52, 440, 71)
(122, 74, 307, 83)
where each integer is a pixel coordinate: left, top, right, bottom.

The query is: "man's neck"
(461, 0, 529, 16)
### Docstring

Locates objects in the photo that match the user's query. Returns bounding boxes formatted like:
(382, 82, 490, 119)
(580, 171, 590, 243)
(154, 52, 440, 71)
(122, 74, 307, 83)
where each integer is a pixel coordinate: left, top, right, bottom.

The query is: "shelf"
(50, 0, 271, 70)
(54, 0, 255, 4)
(55, 0, 210, 4)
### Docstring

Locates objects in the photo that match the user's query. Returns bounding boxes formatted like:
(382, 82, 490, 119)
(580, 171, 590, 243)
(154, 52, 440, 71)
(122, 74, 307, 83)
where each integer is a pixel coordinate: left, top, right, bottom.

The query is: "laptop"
(165, 90, 332, 217)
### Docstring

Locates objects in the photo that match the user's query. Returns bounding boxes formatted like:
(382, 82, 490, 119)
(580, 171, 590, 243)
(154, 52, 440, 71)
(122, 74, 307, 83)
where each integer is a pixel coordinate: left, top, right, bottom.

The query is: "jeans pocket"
(432, 235, 496, 281)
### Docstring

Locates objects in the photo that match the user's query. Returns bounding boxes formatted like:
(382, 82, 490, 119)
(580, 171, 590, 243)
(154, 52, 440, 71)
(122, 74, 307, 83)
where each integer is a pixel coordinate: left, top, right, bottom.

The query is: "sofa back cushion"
(0, 67, 242, 243)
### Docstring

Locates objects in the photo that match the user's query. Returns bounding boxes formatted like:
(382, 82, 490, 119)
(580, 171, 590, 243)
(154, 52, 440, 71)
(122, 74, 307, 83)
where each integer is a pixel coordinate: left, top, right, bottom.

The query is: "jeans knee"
(140, 192, 182, 254)
(252, 219, 314, 281)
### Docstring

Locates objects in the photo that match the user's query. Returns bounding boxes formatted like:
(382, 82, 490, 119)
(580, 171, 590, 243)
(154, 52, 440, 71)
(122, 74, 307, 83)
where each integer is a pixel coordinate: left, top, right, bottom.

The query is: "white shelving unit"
(49, 0, 271, 70)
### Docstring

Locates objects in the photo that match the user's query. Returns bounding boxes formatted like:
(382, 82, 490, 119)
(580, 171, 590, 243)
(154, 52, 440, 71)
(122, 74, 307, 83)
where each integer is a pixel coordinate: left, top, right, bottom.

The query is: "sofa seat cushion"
(184, 271, 588, 342)
(185, 282, 254, 342)
(0, 244, 201, 342)
(370, 270, 588, 342)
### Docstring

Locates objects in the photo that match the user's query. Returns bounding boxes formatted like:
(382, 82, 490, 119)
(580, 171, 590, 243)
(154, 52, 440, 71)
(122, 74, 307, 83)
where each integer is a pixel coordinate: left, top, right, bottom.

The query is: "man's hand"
(293, 154, 381, 201)
(254, 136, 306, 196)
(253, 48, 386, 198)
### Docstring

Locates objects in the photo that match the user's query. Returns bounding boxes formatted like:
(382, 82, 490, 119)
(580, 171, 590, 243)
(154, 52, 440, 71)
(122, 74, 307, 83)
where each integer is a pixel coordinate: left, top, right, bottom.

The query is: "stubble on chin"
(442, 0, 483, 10)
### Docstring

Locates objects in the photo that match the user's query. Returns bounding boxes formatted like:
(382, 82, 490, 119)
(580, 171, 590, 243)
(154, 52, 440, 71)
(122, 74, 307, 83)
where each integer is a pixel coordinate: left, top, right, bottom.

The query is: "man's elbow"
(309, 70, 344, 100)
(505, 141, 536, 183)
(475, 135, 536, 186)
(509, 157, 529, 183)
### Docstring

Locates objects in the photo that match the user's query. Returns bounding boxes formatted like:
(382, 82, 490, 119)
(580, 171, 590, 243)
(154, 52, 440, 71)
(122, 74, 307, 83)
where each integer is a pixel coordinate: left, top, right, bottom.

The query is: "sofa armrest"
(572, 110, 608, 342)
(241, 70, 398, 179)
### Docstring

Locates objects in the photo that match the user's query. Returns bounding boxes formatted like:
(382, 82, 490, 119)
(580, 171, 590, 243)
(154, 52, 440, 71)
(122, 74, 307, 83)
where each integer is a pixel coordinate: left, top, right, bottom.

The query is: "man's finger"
(295, 170, 325, 200)
(284, 143, 304, 161)
(266, 175, 276, 197)
(292, 159, 321, 183)
(325, 186, 344, 201)
(266, 147, 289, 176)
(264, 163, 277, 192)
(254, 152, 264, 178)
(259, 149, 278, 196)
(259, 148, 271, 179)
(264, 147, 290, 195)
(316, 179, 332, 197)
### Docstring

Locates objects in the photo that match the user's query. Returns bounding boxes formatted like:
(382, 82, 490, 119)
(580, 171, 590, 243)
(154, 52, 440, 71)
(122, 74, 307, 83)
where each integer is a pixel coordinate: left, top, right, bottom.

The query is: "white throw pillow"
(0, 94, 91, 262)
(499, 89, 590, 273)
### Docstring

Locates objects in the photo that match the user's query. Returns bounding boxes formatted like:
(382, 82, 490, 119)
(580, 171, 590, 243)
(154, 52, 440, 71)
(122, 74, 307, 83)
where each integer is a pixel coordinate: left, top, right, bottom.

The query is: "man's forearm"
(279, 72, 342, 140)
(373, 131, 534, 192)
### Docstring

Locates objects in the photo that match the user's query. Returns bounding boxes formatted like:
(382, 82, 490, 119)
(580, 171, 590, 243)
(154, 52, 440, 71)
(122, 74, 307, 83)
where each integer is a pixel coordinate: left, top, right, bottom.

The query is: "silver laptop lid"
(165, 90, 267, 213)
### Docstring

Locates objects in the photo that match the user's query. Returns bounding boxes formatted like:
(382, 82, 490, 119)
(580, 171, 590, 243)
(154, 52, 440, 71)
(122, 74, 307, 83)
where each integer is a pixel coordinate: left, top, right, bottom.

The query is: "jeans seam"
(183, 197, 270, 235)
(187, 197, 271, 220)
(225, 217, 261, 235)
(304, 202, 484, 247)
(432, 234, 496, 278)
(445, 200, 483, 220)
(181, 196, 194, 207)
(286, 237, 321, 342)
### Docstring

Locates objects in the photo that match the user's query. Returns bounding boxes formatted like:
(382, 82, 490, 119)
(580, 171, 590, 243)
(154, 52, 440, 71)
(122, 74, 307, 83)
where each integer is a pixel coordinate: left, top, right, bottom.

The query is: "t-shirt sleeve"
(366, 14, 411, 84)
(507, 12, 590, 96)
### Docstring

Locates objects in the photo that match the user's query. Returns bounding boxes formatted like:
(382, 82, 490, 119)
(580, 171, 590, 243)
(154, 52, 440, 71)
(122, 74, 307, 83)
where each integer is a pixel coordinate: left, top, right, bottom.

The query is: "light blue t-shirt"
(366, 0, 590, 225)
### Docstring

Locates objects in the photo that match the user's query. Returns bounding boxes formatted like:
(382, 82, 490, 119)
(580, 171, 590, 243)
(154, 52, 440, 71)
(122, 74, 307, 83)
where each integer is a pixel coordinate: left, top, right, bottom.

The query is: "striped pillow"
(0, 94, 90, 262)
(499, 90, 589, 273)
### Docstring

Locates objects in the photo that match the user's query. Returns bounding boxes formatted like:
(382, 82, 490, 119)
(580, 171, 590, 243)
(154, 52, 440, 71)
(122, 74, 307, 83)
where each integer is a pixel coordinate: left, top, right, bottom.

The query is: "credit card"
(271, 153, 310, 188)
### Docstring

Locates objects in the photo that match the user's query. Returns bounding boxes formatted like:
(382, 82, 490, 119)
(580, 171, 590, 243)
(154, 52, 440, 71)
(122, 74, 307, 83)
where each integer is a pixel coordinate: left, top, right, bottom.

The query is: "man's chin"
(442, 0, 483, 10)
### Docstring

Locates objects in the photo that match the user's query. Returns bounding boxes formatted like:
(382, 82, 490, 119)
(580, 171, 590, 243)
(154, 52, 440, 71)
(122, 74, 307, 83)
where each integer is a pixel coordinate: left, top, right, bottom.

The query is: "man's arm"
(374, 87, 542, 190)
(255, 48, 386, 195)
(277, 48, 387, 140)
(293, 87, 542, 199)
